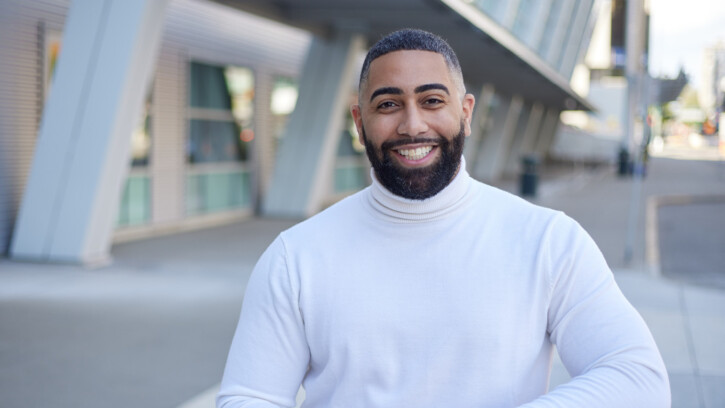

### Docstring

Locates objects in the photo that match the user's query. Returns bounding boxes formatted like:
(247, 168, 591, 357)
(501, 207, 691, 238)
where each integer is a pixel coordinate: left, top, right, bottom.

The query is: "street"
(1, 146, 724, 408)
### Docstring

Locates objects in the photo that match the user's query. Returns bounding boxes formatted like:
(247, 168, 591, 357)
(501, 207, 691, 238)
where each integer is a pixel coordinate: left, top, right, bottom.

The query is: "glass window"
(188, 119, 245, 163)
(131, 90, 152, 166)
(512, 0, 537, 45)
(556, 0, 585, 72)
(270, 76, 299, 152)
(118, 87, 153, 228)
(225, 66, 255, 130)
(187, 62, 254, 164)
(333, 109, 368, 194)
(117, 174, 151, 227)
(185, 169, 251, 215)
(475, 0, 506, 23)
(538, 0, 564, 59)
(271, 77, 298, 118)
(186, 61, 255, 215)
(190, 62, 232, 110)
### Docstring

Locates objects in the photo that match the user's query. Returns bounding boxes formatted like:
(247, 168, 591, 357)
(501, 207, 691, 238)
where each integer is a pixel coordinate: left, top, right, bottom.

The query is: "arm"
(217, 236, 309, 408)
(520, 215, 670, 407)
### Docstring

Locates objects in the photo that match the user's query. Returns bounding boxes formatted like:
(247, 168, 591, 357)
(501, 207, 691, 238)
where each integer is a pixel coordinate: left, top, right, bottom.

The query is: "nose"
(397, 105, 429, 137)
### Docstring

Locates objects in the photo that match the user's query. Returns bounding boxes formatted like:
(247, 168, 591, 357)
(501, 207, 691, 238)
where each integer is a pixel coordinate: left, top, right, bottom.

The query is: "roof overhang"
(212, 0, 595, 111)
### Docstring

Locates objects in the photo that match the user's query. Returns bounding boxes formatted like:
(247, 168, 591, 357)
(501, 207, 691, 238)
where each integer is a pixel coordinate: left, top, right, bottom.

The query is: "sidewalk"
(0, 219, 298, 408)
(0, 151, 724, 408)
(531, 152, 725, 408)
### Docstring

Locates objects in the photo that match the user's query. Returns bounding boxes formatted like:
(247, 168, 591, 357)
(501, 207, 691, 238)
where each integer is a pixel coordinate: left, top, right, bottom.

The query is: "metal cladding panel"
(166, 0, 309, 76)
(563, 0, 599, 79)
(544, 0, 577, 67)
(558, 0, 596, 79)
(0, 0, 69, 254)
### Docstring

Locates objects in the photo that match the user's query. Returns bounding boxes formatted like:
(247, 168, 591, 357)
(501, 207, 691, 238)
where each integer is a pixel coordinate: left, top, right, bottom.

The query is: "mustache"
(380, 137, 444, 150)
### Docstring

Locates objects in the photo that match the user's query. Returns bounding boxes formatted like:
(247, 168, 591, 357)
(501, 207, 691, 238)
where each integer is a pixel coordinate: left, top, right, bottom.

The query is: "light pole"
(719, 77, 725, 155)
(623, 0, 648, 265)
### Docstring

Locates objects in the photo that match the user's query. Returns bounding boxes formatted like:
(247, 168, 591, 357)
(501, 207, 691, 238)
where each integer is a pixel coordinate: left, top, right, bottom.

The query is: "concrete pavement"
(532, 149, 725, 407)
(1, 146, 724, 407)
(0, 219, 298, 408)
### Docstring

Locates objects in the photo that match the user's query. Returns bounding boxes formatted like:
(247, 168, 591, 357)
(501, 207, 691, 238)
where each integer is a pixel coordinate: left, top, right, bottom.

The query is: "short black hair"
(358, 29, 465, 96)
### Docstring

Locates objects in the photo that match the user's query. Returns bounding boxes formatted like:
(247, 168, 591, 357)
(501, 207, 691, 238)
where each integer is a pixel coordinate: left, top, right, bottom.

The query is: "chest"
(296, 230, 551, 369)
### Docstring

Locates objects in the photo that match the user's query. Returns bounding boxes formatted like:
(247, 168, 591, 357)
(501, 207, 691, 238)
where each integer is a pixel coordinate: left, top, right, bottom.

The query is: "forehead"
(364, 50, 454, 96)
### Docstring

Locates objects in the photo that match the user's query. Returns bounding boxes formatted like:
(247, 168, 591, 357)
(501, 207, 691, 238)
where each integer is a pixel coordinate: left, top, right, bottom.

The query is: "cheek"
(363, 116, 398, 141)
(429, 111, 461, 134)
(363, 109, 460, 140)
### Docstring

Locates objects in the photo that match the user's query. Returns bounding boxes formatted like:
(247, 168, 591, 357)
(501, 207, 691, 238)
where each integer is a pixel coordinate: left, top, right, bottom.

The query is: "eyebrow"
(369, 83, 450, 102)
(414, 83, 449, 95)
(370, 87, 402, 102)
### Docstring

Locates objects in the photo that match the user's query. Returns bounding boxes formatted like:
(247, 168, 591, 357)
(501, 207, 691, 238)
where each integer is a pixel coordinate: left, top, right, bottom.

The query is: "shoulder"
(467, 182, 608, 294)
(279, 188, 370, 248)
(465, 180, 596, 265)
(469, 179, 565, 230)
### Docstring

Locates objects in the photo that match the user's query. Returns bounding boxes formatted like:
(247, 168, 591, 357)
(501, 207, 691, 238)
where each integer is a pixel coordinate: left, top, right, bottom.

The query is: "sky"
(648, 0, 725, 88)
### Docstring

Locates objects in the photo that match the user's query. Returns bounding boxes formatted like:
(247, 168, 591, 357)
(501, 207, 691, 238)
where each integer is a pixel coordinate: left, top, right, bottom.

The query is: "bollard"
(520, 155, 539, 197)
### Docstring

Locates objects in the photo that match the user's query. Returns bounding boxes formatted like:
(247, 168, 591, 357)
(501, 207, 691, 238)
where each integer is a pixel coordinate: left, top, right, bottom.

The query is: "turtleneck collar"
(365, 157, 473, 222)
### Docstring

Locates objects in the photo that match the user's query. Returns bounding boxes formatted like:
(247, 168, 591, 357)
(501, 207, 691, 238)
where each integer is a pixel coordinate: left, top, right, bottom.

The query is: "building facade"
(554, 0, 653, 162)
(701, 41, 725, 114)
(1, 0, 317, 260)
(0, 0, 599, 263)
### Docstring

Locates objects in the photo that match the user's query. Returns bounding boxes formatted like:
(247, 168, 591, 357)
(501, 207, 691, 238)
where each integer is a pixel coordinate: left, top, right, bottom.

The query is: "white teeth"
(397, 146, 433, 160)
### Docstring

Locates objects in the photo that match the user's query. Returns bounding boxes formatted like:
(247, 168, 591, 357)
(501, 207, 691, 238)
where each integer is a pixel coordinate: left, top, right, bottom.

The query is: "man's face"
(351, 50, 475, 199)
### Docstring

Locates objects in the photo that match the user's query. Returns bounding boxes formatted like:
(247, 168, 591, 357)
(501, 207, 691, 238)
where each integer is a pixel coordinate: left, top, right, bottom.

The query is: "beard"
(361, 121, 465, 200)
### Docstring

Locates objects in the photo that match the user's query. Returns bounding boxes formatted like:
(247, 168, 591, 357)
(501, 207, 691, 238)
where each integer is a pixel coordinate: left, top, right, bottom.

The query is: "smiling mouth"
(395, 146, 434, 161)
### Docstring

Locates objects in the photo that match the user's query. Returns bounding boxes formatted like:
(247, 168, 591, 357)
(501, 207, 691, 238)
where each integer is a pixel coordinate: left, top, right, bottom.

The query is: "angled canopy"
(213, 0, 594, 111)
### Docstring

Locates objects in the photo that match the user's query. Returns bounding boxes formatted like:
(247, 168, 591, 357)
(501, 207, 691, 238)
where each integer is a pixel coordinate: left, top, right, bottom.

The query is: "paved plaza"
(1, 146, 724, 407)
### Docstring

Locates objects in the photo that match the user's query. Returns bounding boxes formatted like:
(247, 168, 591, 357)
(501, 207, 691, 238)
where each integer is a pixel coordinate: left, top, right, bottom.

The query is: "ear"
(351, 104, 364, 145)
(461, 93, 475, 137)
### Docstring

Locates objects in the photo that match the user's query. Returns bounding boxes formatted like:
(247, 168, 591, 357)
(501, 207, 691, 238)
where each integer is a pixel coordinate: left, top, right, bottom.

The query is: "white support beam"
(262, 32, 364, 218)
(473, 94, 524, 181)
(503, 102, 533, 176)
(10, 0, 169, 265)
(463, 84, 495, 174)
(520, 102, 546, 155)
(534, 107, 562, 159)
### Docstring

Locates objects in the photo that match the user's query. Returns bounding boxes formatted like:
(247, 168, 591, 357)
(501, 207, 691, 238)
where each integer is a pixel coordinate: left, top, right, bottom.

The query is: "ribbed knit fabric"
(218, 161, 670, 408)
(366, 161, 472, 222)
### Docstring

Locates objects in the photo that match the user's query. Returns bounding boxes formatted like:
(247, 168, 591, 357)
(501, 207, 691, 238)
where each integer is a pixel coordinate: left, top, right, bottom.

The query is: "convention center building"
(0, 0, 598, 264)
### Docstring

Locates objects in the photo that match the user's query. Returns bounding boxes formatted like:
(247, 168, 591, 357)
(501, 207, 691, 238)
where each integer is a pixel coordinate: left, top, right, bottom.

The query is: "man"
(218, 29, 670, 407)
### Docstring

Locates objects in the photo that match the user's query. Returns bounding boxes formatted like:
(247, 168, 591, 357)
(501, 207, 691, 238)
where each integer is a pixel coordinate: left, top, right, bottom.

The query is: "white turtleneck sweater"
(217, 165, 669, 408)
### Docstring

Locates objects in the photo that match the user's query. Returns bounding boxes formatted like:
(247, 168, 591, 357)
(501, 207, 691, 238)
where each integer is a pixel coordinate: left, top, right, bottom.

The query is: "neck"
(366, 157, 472, 222)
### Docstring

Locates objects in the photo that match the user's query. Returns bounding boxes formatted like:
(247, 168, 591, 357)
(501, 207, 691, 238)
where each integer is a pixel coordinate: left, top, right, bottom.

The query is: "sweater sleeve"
(217, 236, 309, 408)
(519, 214, 670, 408)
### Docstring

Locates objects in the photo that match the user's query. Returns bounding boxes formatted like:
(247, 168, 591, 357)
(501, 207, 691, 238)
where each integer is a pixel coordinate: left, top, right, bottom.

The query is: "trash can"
(520, 155, 539, 197)
(617, 147, 630, 176)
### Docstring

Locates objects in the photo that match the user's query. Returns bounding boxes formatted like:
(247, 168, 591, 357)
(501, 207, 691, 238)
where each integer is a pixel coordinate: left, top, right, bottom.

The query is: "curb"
(645, 194, 725, 278)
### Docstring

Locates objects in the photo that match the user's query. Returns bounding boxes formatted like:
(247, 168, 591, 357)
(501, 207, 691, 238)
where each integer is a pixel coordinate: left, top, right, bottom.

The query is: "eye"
(376, 101, 398, 110)
(422, 97, 444, 106)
